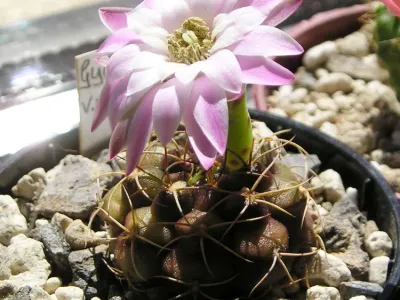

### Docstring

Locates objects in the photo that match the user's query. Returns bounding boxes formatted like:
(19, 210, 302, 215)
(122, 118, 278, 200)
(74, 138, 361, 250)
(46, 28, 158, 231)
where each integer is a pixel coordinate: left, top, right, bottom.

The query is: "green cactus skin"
(375, 3, 400, 100)
(226, 91, 254, 170)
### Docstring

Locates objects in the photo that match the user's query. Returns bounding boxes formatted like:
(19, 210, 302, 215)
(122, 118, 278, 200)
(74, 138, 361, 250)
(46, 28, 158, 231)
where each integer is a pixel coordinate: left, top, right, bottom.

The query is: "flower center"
(168, 17, 213, 64)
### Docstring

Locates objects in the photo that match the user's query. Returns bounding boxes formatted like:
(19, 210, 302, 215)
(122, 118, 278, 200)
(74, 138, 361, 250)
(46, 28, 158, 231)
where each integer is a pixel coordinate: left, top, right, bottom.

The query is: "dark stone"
(29, 223, 72, 282)
(339, 281, 383, 300)
(68, 245, 111, 299)
(11, 286, 51, 300)
(330, 193, 367, 226)
(382, 151, 400, 168)
(35, 155, 113, 219)
(0, 282, 14, 299)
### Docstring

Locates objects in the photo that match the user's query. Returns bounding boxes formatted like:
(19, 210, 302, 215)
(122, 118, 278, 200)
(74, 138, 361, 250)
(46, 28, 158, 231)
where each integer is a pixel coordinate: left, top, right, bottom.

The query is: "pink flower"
(92, 0, 303, 174)
(381, 0, 400, 16)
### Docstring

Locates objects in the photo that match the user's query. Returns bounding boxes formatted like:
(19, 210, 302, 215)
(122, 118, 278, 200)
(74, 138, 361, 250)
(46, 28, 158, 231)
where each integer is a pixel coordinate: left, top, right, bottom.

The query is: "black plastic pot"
(0, 110, 399, 299)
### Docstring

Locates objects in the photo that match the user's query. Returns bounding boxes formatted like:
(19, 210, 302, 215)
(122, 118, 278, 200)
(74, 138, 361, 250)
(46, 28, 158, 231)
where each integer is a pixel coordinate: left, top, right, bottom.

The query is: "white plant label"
(75, 51, 111, 156)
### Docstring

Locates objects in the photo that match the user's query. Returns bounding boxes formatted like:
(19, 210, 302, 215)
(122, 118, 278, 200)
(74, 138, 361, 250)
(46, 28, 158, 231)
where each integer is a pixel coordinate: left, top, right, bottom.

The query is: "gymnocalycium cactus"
(90, 0, 332, 299)
(374, 1, 400, 99)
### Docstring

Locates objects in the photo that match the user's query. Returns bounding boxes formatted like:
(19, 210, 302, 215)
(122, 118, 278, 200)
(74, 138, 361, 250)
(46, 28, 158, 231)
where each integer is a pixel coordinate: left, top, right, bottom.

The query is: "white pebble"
(311, 176, 325, 196)
(303, 41, 338, 70)
(317, 205, 329, 216)
(369, 256, 390, 286)
(316, 73, 353, 94)
(364, 220, 379, 239)
(0, 195, 28, 245)
(365, 231, 393, 257)
(35, 219, 49, 228)
(319, 169, 346, 203)
(55, 287, 84, 300)
(307, 285, 341, 300)
(315, 68, 329, 79)
(308, 250, 351, 287)
(349, 297, 368, 300)
(94, 231, 107, 239)
(268, 108, 288, 117)
(371, 150, 384, 164)
(316, 98, 339, 113)
(311, 110, 336, 128)
(44, 277, 62, 295)
(320, 122, 338, 138)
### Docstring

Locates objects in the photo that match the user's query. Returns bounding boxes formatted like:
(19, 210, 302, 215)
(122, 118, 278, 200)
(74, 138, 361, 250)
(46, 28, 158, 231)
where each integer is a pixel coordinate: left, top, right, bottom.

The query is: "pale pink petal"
(191, 76, 228, 155)
(99, 7, 131, 32)
(97, 28, 142, 54)
(159, 62, 186, 82)
(126, 96, 154, 175)
(185, 0, 225, 26)
(232, 25, 303, 57)
(237, 56, 294, 85)
(255, 0, 303, 26)
(203, 50, 242, 93)
(381, 0, 400, 16)
(107, 75, 131, 129)
(126, 68, 161, 96)
(107, 45, 141, 84)
(127, 7, 162, 32)
(226, 84, 246, 100)
(152, 78, 191, 145)
(92, 83, 111, 132)
(211, 6, 265, 52)
(155, 0, 191, 33)
(175, 61, 204, 85)
(231, 0, 253, 10)
(109, 119, 129, 158)
(184, 111, 218, 170)
(123, 51, 167, 72)
(220, 0, 241, 13)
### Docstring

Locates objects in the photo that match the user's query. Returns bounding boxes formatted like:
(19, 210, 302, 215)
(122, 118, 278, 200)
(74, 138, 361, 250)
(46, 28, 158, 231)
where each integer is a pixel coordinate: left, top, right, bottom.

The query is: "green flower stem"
(226, 90, 254, 170)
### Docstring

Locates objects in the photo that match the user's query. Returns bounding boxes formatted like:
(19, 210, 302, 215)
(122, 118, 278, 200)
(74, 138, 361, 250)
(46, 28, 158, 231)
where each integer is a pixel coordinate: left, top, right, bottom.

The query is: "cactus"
(94, 123, 323, 300)
(374, 2, 400, 99)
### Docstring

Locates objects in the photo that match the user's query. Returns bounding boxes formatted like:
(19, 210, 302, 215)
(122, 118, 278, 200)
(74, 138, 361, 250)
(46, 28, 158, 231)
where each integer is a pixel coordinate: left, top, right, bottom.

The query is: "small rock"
(336, 31, 370, 57)
(365, 231, 393, 257)
(339, 281, 383, 300)
(43, 277, 62, 295)
(315, 73, 353, 95)
(369, 256, 390, 286)
(320, 122, 338, 138)
(311, 111, 336, 128)
(94, 231, 108, 239)
(68, 245, 110, 299)
(318, 170, 346, 203)
(316, 205, 329, 217)
(364, 220, 379, 240)
(35, 155, 113, 219)
(315, 68, 329, 79)
(30, 223, 72, 280)
(0, 195, 28, 245)
(305, 103, 318, 114)
(316, 98, 339, 113)
(279, 154, 321, 179)
(1, 234, 51, 290)
(55, 287, 84, 300)
(303, 41, 338, 70)
(370, 150, 384, 164)
(327, 55, 389, 82)
(294, 67, 317, 89)
(349, 297, 368, 300)
(51, 213, 74, 233)
(308, 250, 351, 287)
(269, 108, 288, 117)
(321, 202, 333, 212)
(306, 286, 341, 300)
(283, 88, 308, 104)
(0, 282, 15, 299)
(11, 168, 47, 201)
(333, 94, 357, 110)
(337, 128, 373, 154)
(65, 220, 107, 250)
(11, 286, 52, 300)
(35, 219, 49, 228)
(310, 176, 324, 196)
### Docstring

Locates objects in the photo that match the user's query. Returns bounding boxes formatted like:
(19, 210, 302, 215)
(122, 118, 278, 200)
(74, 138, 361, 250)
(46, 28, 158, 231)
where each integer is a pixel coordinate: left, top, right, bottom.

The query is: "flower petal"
(237, 55, 294, 85)
(127, 7, 162, 33)
(99, 7, 131, 32)
(184, 111, 218, 170)
(153, 0, 191, 33)
(191, 76, 228, 155)
(211, 6, 266, 52)
(91, 83, 112, 132)
(107, 75, 132, 129)
(152, 78, 191, 145)
(175, 61, 204, 85)
(255, 0, 303, 26)
(125, 96, 154, 175)
(381, 0, 400, 16)
(107, 45, 141, 84)
(232, 25, 303, 57)
(126, 68, 161, 96)
(203, 49, 242, 93)
(109, 119, 129, 158)
(185, 0, 225, 26)
(97, 28, 142, 54)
